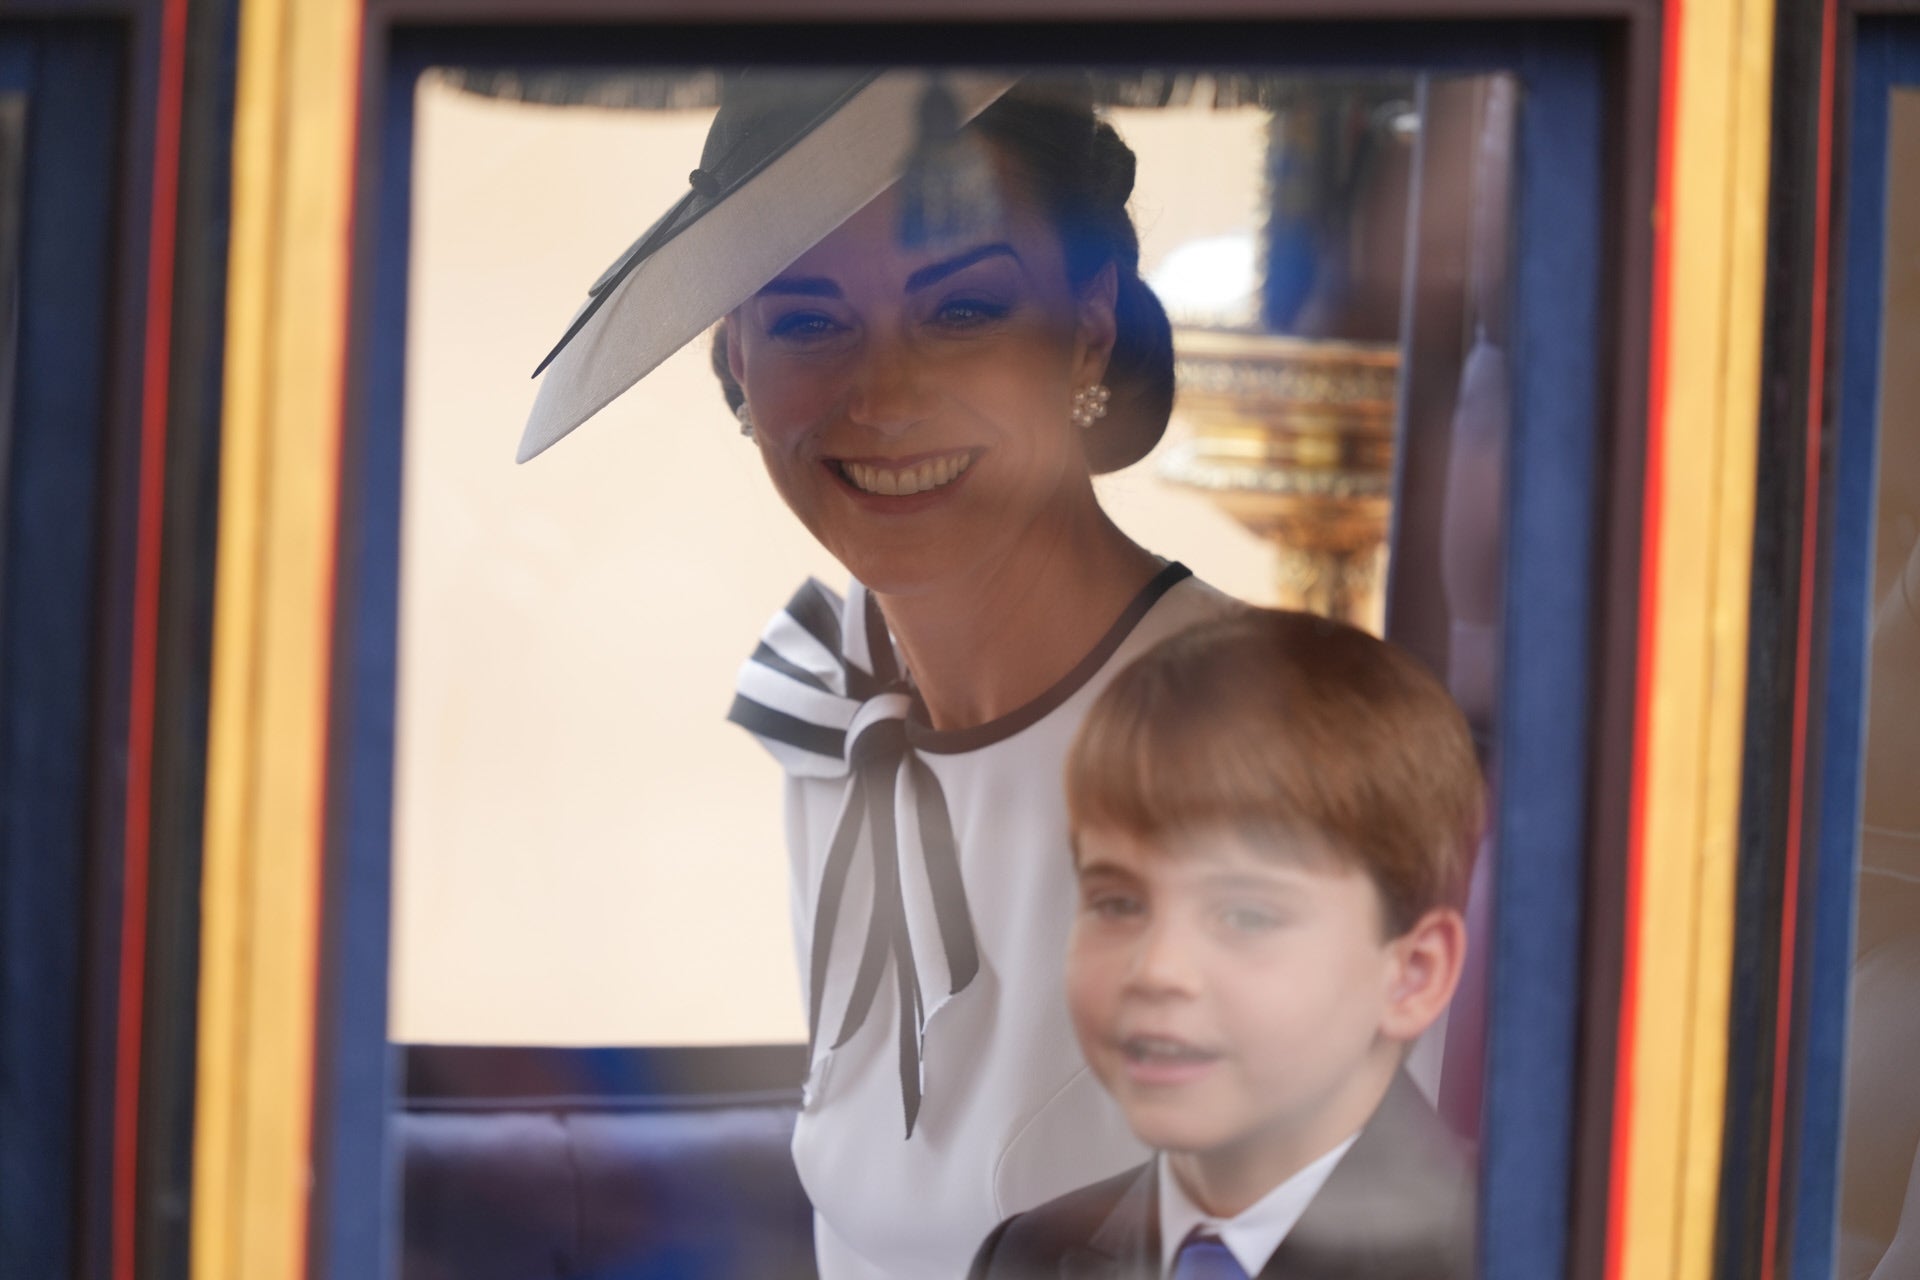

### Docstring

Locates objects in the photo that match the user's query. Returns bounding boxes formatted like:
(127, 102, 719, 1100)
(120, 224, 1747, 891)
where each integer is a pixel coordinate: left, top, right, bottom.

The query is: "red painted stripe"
(113, 0, 190, 1276)
(1759, 1, 1837, 1274)
(298, 6, 369, 1275)
(1606, 2, 1684, 1276)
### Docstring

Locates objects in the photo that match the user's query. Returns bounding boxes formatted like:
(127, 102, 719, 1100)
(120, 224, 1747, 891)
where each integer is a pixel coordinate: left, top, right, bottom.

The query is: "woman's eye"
(932, 298, 1010, 328)
(766, 310, 845, 341)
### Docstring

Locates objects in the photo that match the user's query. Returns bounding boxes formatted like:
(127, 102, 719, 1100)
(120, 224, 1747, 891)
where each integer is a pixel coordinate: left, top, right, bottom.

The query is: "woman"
(525, 72, 1240, 1279)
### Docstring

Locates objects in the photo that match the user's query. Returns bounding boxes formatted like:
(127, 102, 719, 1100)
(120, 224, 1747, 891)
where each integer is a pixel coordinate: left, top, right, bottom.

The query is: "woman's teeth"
(840, 453, 972, 497)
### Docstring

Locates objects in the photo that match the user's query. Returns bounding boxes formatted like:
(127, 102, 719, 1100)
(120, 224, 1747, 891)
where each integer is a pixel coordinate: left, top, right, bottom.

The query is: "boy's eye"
(1084, 892, 1143, 921)
(1219, 905, 1285, 934)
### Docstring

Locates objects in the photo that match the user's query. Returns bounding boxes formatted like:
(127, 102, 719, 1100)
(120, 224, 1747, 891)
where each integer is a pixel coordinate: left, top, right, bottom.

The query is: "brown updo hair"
(712, 78, 1174, 474)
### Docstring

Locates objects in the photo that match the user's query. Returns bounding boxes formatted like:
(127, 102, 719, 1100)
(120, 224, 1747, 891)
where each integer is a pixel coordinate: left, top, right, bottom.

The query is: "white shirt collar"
(1156, 1134, 1360, 1278)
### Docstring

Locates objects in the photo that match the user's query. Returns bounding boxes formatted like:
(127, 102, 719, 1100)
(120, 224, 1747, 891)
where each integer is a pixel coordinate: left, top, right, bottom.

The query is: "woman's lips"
(1116, 1034, 1222, 1087)
(828, 448, 978, 500)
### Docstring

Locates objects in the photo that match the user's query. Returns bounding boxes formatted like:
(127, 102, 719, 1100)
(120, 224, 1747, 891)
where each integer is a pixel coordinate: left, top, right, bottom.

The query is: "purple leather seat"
(399, 1046, 816, 1280)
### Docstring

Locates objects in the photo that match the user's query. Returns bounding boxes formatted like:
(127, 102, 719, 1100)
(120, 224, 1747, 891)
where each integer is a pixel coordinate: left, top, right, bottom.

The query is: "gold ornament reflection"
(1160, 328, 1398, 633)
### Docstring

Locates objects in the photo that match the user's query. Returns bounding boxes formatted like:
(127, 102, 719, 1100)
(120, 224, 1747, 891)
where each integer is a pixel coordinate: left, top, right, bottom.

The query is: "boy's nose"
(1126, 919, 1201, 997)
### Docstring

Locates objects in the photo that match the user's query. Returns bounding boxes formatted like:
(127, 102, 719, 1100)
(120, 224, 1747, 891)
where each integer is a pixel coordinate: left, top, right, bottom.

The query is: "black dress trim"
(905, 561, 1193, 756)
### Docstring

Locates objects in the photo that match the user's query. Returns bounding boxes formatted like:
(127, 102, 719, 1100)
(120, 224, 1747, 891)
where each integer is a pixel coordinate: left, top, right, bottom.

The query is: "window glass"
(389, 59, 1520, 1280)
(1837, 84, 1920, 1280)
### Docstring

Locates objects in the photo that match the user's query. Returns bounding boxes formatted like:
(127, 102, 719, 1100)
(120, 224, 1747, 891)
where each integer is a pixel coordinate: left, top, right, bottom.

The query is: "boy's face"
(1066, 824, 1422, 1175)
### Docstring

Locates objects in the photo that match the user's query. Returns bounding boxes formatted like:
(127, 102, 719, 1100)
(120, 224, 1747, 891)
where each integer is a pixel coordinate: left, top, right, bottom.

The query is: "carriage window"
(1837, 84, 1920, 1280)
(386, 59, 1522, 1280)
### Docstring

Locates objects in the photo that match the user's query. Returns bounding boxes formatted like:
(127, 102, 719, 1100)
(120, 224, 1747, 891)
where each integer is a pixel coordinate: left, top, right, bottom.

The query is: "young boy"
(969, 609, 1482, 1280)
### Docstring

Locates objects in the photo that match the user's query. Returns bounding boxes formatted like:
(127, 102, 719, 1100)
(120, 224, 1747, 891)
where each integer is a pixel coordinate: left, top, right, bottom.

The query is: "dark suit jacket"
(967, 1071, 1473, 1280)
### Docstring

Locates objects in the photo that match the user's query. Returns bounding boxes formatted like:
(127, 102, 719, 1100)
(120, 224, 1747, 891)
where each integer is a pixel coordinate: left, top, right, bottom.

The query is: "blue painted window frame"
(0, 23, 126, 1280)
(326, 22, 1612, 1280)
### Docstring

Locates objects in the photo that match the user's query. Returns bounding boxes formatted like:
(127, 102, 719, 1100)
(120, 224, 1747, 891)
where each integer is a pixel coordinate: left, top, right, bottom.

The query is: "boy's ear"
(1378, 907, 1467, 1043)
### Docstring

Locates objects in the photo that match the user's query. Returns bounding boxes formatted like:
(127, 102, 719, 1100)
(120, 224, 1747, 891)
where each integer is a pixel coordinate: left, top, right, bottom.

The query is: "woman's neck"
(876, 505, 1161, 732)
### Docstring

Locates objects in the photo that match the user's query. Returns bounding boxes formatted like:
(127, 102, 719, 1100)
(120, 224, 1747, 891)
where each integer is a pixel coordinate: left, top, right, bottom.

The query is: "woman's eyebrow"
(757, 275, 842, 299)
(756, 243, 1021, 299)
(905, 243, 1021, 293)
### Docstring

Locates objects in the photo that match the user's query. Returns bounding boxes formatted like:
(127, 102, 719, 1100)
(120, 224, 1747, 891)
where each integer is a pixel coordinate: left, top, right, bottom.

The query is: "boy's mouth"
(1117, 1034, 1221, 1085)
(1121, 1035, 1217, 1063)
(830, 449, 977, 498)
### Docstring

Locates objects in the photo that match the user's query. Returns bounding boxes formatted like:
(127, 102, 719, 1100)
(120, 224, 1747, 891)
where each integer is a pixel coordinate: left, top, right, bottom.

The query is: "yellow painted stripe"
(1620, 1, 1772, 1277)
(190, 0, 359, 1277)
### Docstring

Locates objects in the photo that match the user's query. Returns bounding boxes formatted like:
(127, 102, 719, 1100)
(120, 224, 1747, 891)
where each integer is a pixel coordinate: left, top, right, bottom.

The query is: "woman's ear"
(1378, 907, 1467, 1044)
(1073, 262, 1120, 386)
(724, 312, 748, 386)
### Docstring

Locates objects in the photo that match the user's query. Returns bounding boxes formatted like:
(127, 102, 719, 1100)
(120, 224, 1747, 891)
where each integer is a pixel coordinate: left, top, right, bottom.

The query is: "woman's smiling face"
(726, 155, 1117, 597)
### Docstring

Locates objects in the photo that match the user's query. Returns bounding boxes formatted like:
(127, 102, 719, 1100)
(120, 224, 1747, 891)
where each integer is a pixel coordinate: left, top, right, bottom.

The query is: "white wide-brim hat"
(518, 69, 1019, 463)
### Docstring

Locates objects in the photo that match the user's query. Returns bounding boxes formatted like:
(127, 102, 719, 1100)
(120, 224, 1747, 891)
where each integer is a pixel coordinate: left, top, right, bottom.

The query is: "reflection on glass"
(389, 67, 1514, 1280)
(1154, 78, 1416, 632)
(1838, 86, 1920, 1280)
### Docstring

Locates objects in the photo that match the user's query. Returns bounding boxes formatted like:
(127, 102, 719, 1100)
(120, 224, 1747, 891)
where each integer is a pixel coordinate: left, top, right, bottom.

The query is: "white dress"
(730, 562, 1240, 1280)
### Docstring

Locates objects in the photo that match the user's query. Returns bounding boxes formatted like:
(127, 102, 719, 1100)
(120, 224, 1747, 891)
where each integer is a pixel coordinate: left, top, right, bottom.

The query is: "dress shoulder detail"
(726, 575, 974, 1140)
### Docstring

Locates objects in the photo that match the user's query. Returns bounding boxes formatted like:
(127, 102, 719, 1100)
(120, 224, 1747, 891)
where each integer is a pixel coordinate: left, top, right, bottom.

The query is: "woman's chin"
(810, 508, 1010, 598)
(830, 547, 984, 599)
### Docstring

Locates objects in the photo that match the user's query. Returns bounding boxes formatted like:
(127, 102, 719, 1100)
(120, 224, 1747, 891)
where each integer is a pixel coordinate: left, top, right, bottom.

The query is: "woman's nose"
(845, 335, 931, 435)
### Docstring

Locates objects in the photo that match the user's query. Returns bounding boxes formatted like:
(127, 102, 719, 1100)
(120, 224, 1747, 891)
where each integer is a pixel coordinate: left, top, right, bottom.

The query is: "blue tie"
(1170, 1230, 1251, 1280)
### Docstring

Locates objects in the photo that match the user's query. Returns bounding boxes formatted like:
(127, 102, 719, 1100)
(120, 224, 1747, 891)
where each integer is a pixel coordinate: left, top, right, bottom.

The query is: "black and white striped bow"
(728, 578, 980, 1138)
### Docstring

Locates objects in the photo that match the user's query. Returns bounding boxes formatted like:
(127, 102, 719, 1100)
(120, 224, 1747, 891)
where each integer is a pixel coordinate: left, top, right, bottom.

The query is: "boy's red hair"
(1066, 609, 1484, 936)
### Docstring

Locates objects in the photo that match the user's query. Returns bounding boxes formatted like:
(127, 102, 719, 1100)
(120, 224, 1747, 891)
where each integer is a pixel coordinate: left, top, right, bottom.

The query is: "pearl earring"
(1070, 383, 1110, 429)
(735, 401, 755, 440)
